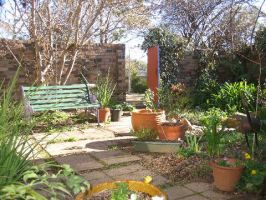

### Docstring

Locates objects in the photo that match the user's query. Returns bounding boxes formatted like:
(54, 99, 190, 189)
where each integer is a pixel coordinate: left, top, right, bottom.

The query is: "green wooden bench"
(21, 84, 101, 123)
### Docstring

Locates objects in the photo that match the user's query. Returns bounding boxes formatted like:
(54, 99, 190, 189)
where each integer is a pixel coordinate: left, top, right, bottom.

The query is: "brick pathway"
(35, 116, 233, 200)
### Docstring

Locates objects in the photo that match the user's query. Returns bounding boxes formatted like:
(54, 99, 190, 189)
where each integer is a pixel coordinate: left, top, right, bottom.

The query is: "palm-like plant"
(94, 70, 116, 108)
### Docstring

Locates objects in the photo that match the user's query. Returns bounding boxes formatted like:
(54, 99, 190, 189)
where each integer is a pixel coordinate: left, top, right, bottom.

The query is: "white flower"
(152, 196, 165, 200)
(130, 193, 138, 200)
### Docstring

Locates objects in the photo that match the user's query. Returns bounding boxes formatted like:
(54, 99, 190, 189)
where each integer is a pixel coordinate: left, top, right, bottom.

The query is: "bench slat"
(25, 89, 87, 96)
(26, 93, 86, 100)
(29, 98, 89, 105)
(32, 103, 100, 111)
(23, 84, 94, 91)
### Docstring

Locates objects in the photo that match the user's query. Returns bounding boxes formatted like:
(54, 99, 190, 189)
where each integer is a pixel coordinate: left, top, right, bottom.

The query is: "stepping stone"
(103, 164, 145, 176)
(90, 150, 141, 165)
(184, 182, 212, 193)
(54, 153, 104, 172)
(82, 170, 108, 181)
(165, 185, 194, 200)
(201, 190, 231, 200)
(181, 195, 208, 200)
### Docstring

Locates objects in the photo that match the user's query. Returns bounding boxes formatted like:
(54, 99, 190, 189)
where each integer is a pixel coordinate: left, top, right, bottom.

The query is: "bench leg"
(97, 108, 100, 127)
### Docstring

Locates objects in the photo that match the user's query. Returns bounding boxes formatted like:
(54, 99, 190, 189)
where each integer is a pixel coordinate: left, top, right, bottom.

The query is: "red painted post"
(147, 46, 160, 104)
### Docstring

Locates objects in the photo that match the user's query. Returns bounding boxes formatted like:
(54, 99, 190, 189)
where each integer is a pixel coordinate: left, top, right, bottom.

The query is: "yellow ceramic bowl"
(75, 180, 168, 200)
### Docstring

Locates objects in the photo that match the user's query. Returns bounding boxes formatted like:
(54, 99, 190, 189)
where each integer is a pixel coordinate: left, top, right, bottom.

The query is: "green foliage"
(142, 27, 185, 86)
(94, 70, 116, 108)
(212, 81, 256, 113)
(201, 109, 226, 158)
(158, 83, 191, 114)
(121, 102, 135, 111)
(143, 89, 157, 110)
(177, 134, 202, 158)
(111, 182, 129, 200)
(0, 164, 90, 200)
(131, 72, 147, 93)
(0, 70, 35, 188)
(193, 68, 220, 109)
(237, 160, 266, 193)
(132, 128, 157, 141)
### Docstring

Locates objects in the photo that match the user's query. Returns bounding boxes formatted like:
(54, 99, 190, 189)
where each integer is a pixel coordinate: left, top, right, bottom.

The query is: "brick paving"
(34, 115, 233, 200)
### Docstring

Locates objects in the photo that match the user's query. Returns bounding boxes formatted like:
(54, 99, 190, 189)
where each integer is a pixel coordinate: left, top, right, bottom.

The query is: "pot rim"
(75, 180, 168, 200)
(210, 160, 244, 170)
(160, 122, 185, 127)
(132, 109, 164, 115)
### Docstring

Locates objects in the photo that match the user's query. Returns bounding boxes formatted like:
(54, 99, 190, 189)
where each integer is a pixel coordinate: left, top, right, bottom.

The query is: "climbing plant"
(141, 28, 185, 86)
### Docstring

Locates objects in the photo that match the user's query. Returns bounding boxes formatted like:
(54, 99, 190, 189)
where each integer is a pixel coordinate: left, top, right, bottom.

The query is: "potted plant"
(94, 70, 116, 123)
(110, 104, 123, 122)
(157, 118, 187, 141)
(131, 89, 165, 133)
(76, 180, 168, 200)
(203, 109, 243, 192)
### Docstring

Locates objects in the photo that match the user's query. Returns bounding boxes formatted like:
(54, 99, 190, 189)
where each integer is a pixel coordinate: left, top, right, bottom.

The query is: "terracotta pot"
(210, 159, 243, 192)
(98, 108, 110, 123)
(157, 122, 185, 140)
(75, 180, 168, 200)
(131, 109, 165, 133)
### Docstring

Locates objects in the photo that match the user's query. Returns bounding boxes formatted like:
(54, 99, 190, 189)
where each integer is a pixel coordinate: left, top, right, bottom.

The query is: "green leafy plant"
(111, 182, 129, 200)
(132, 128, 157, 141)
(121, 102, 135, 111)
(0, 70, 36, 188)
(177, 134, 202, 158)
(0, 163, 90, 200)
(201, 108, 226, 158)
(212, 81, 256, 113)
(111, 104, 123, 110)
(94, 70, 116, 108)
(143, 89, 157, 110)
(237, 156, 266, 193)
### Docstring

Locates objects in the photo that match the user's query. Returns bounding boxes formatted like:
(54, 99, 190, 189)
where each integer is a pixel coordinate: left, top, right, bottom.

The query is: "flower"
(244, 153, 251, 160)
(251, 170, 257, 176)
(144, 176, 153, 184)
(152, 196, 165, 200)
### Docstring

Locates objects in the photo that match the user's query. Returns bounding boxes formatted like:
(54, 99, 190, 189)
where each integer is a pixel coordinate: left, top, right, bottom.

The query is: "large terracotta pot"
(131, 109, 165, 133)
(157, 122, 186, 140)
(98, 108, 110, 123)
(210, 159, 243, 192)
(75, 180, 168, 200)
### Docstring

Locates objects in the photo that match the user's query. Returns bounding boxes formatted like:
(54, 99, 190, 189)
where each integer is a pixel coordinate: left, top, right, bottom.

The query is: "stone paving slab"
(103, 164, 145, 176)
(181, 195, 208, 200)
(165, 185, 195, 200)
(184, 182, 212, 193)
(201, 190, 231, 200)
(90, 150, 141, 165)
(54, 153, 104, 172)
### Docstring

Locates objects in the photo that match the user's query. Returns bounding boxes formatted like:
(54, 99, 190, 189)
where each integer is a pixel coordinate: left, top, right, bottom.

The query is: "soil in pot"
(131, 109, 165, 133)
(111, 109, 123, 122)
(157, 122, 185, 140)
(210, 158, 243, 192)
(89, 190, 152, 200)
(98, 108, 110, 123)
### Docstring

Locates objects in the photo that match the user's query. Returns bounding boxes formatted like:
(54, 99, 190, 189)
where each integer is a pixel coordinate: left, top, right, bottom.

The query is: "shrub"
(193, 68, 220, 109)
(211, 81, 256, 113)
(132, 128, 157, 141)
(121, 102, 135, 111)
(131, 73, 147, 93)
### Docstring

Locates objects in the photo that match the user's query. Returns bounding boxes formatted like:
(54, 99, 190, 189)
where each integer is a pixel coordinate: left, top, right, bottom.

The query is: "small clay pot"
(157, 122, 185, 140)
(98, 108, 110, 123)
(131, 109, 165, 133)
(210, 159, 243, 192)
(111, 109, 123, 122)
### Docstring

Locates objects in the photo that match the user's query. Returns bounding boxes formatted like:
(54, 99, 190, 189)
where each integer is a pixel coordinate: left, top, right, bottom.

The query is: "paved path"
(34, 116, 233, 200)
